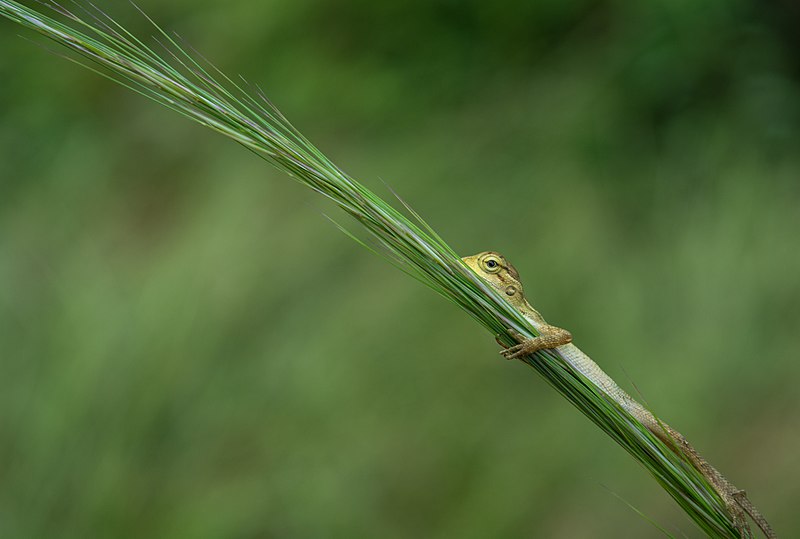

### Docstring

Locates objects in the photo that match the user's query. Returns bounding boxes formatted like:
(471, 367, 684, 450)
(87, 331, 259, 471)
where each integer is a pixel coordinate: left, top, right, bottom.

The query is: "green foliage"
(0, 1, 797, 538)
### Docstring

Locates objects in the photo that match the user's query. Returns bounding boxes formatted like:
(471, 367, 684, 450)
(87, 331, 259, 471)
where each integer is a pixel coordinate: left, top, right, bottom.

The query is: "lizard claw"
(497, 329, 541, 360)
(496, 329, 532, 360)
(500, 339, 543, 360)
(500, 343, 526, 360)
(497, 327, 570, 360)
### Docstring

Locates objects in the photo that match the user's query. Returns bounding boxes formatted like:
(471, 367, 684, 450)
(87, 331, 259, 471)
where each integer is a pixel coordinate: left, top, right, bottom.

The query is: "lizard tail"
(733, 491, 778, 539)
(549, 343, 776, 535)
(632, 406, 778, 537)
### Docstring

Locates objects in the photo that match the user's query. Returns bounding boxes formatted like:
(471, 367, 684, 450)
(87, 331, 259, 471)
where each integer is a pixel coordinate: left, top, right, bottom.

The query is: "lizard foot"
(731, 509, 752, 539)
(721, 490, 752, 538)
(501, 341, 542, 360)
(499, 329, 543, 360)
(498, 328, 572, 360)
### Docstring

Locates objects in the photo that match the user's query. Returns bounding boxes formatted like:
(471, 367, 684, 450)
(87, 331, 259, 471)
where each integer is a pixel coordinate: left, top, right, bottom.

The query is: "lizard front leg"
(500, 327, 572, 360)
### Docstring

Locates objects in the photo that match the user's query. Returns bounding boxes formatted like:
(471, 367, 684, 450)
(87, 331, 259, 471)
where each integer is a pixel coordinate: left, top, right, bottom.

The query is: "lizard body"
(462, 251, 776, 538)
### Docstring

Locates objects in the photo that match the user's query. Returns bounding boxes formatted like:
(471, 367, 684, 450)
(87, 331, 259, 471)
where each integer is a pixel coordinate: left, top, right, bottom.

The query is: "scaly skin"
(462, 250, 777, 539)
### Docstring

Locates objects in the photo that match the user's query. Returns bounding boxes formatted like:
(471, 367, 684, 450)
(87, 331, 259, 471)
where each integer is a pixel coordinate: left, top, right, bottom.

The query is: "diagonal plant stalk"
(0, 1, 750, 536)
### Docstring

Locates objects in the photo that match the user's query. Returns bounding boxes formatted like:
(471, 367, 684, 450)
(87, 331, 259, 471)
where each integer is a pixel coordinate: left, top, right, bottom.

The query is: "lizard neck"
(516, 297, 548, 328)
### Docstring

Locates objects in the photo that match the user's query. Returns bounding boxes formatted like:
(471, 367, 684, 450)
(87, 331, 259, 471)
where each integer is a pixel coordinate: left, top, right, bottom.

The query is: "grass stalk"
(0, 1, 748, 536)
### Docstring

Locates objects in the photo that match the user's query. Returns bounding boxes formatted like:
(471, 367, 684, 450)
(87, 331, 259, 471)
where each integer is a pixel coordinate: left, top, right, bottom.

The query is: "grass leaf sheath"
(0, 1, 747, 536)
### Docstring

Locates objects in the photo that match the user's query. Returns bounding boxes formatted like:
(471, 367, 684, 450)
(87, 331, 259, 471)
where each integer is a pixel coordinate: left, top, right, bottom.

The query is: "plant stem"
(0, 1, 747, 536)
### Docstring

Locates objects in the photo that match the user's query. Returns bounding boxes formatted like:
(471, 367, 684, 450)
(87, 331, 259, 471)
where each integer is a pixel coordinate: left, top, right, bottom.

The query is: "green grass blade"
(0, 2, 749, 536)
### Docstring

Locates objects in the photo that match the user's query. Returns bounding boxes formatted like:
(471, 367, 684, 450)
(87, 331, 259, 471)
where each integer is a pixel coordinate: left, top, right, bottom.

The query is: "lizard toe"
(502, 345, 530, 360)
(500, 344, 524, 360)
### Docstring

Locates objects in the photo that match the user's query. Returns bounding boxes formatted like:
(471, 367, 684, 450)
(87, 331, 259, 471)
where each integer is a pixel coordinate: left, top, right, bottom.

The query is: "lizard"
(462, 250, 777, 539)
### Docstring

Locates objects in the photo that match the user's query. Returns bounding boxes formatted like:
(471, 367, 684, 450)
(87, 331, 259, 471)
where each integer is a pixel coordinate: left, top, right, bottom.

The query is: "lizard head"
(461, 251, 527, 308)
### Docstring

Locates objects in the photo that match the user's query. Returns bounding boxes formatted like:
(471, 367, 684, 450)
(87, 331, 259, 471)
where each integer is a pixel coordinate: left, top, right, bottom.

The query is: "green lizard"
(462, 251, 776, 539)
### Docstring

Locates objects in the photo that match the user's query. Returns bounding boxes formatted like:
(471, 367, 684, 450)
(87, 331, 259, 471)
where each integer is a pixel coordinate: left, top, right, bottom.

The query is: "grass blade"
(0, 2, 748, 536)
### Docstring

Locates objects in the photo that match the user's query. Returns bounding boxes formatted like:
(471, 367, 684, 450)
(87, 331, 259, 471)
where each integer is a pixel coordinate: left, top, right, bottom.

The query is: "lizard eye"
(483, 257, 501, 272)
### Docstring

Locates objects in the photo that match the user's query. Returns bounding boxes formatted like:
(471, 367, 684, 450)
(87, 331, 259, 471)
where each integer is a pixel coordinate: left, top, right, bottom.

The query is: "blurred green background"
(1, 0, 799, 537)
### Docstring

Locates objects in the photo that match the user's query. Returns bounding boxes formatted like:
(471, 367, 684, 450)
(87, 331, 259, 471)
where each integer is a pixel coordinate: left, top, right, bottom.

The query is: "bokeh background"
(1, 1, 799, 537)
